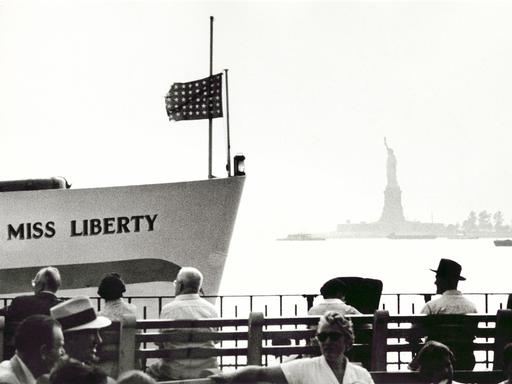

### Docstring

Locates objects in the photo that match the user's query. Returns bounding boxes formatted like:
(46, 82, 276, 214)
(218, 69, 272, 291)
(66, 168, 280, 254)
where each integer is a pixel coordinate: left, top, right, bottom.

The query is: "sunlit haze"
(2, 0, 512, 249)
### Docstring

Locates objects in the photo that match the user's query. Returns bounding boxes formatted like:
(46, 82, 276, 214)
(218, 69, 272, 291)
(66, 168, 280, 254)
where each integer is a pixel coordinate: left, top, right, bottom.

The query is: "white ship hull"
(0, 176, 245, 296)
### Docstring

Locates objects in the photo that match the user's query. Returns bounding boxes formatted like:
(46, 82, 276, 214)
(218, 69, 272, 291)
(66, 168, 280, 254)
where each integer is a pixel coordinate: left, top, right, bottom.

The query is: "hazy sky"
(2, 0, 512, 241)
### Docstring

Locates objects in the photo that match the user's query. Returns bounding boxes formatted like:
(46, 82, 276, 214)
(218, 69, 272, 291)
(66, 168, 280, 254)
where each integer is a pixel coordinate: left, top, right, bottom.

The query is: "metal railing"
(1, 292, 506, 319)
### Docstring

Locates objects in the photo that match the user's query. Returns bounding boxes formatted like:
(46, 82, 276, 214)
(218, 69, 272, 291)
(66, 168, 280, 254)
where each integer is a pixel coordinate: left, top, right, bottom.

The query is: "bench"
(145, 370, 507, 384)
(247, 313, 375, 368)
(370, 309, 512, 371)
(118, 316, 251, 374)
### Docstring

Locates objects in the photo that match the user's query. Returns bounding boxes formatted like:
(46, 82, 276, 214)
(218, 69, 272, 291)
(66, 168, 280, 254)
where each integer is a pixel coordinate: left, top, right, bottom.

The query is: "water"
(219, 237, 512, 296)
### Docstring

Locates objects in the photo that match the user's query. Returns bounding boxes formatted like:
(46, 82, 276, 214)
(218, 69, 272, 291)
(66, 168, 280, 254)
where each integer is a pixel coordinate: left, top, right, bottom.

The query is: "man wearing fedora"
(419, 258, 477, 370)
(421, 259, 477, 315)
(50, 296, 111, 366)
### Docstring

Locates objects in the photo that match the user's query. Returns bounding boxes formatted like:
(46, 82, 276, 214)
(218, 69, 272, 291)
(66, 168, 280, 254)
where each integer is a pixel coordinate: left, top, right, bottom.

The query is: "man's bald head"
(175, 267, 203, 293)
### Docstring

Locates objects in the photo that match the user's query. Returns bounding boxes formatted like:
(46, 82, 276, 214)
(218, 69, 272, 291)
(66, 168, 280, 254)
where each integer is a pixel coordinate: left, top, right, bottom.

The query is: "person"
(308, 278, 361, 316)
(48, 358, 107, 384)
(4, 267, 63, 359)
(116, 371, 156, 384)
(419, 259, 477, 370)
(0, 314, 65, 384)
(409, 341, 462, 384)
(210, 311, 374, 384)
(147, 267, 219, 380)
(50, 296, 111, 366)
(499, 342, 512, 384)
(421, 259, 477, 315)
(97, 273, 137, 321)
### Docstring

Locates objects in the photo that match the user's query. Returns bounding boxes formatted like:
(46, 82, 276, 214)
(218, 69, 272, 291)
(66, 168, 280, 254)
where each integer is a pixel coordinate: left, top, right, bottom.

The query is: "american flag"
(165, 73, 223, 121)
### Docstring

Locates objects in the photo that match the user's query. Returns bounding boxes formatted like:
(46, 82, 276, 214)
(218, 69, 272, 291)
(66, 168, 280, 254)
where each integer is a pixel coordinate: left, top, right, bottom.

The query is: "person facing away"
(97, 273, 137, 322)
(4, 267, 63, 359)
(50, 296, 111, 367)
(116, 370, 156, 384)
(147, 266, 219, 381)
(499, 342, 512, 384)
(308, 278, 361, 316)
(210, 311, 374, 384)
(421, 259, 477, 315)
(48, 358, 107, 384)
(409, 341, 463, 384)
(0, 315, 65, 384)
(420, 259, 477, 371)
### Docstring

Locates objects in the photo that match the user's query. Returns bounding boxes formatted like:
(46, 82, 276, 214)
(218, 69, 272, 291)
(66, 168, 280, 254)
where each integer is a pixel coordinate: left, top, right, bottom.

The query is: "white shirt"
(98, 298, 137, 321)
(0, 355, 36, 384)
(281, 356, 374, 384)
(421, 290, 477, 315)
(150, 294, 219, 380)
(308, 299, 361, 316)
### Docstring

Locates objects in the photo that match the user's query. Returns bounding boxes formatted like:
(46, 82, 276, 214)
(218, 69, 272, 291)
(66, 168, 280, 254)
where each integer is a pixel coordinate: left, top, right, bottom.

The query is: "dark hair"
(409, 340, 455, 371)
(15, 314, 61, 357)
(49, 358, 107, 384)
(320, 278, 347, 298)
(503, 342, 512, 368)
(97, 273, 126, 301)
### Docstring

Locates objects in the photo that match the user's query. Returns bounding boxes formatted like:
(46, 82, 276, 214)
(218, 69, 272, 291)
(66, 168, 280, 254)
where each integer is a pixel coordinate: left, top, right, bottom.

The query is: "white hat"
(51, 296, 111, 332)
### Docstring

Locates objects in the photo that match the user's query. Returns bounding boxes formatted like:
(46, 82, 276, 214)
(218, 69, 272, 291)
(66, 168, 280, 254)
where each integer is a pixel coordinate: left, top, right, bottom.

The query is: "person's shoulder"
(0, 363, 16, 383)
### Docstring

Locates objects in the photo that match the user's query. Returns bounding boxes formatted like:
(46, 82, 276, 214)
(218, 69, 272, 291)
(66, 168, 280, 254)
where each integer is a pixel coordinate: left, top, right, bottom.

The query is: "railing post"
(371, 310, 389, 371)
(0, 316, 4, 361)
(247, 312, 264, 366)
(118, 313, 137, 374)
(493, 309, 512, 370)
(303, 294, 316, 311)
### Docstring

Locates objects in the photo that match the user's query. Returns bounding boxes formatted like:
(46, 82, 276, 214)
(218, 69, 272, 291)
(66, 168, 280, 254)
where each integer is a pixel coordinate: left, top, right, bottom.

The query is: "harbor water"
(220, 237, 511, 296)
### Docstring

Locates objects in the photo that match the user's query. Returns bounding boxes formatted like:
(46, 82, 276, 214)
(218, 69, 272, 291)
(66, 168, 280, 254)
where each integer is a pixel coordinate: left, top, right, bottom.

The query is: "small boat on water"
(278, 233, 326, 241)
(387, 233, 437, 240)
(494, 239, 512, 247)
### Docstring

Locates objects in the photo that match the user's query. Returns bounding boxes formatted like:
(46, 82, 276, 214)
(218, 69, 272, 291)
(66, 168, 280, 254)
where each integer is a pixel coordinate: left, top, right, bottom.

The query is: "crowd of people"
(0, 260, 510, 384)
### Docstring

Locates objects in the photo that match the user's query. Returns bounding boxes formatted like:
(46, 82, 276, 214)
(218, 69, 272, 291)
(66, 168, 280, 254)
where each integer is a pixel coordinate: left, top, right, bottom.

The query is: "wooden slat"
(136, 318, 247, 329)
(135, 347, 248, 359)
(261, 329, 315, 340)
(136, 330, 248, 343)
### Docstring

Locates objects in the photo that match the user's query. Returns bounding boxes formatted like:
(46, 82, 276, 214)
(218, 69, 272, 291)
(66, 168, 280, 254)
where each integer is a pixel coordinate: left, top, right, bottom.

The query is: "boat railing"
(1, 292, 508, 319)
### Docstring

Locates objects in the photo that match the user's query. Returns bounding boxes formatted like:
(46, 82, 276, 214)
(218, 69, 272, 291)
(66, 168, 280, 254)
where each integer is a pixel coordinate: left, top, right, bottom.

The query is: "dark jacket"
(3, 292, 62, 359)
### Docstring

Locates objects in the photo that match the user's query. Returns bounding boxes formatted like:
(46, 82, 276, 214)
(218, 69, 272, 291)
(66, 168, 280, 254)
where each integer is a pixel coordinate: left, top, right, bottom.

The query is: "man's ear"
(39, 344, 49, 361)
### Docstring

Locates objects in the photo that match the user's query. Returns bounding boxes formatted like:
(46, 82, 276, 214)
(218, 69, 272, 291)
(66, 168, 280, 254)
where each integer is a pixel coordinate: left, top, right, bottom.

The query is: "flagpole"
(224, 68, 231, 177)
(208, 16, 214, 179)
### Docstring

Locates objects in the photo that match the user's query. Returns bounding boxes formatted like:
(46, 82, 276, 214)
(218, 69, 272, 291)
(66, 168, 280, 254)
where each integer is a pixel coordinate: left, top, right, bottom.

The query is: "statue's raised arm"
(384, 138, 398, 187)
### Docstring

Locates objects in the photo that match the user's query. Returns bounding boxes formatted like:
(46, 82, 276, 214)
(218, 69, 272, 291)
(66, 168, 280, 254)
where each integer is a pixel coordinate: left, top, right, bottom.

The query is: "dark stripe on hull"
(0, 259, 182, 293)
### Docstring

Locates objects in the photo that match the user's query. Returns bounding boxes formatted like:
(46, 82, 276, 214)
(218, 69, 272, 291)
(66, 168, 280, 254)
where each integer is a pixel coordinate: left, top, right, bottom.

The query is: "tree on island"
(493, 211, 505, 230)
(462, 211, 477, 233)
(478, 210, 492, 231)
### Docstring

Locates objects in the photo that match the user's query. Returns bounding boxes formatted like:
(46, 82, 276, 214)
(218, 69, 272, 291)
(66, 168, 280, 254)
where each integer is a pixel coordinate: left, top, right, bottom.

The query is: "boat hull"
(0, 176, 245, 296)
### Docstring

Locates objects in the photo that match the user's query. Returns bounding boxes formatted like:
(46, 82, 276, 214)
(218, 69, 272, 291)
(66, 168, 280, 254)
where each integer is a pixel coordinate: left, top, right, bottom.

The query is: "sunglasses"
(316, 332, 344, 342)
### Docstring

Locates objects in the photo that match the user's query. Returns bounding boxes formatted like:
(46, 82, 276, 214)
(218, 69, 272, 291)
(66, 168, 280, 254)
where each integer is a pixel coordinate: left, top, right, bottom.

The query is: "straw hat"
(51, 296, 111, 332)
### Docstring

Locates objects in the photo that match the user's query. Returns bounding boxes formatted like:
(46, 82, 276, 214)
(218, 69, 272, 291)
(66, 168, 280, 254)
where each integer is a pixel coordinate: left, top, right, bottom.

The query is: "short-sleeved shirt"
(149, 294, 219, 380)
(281, 356, 374, 384)
(421, 290, 477, 315)
(308, 299, 361, 316)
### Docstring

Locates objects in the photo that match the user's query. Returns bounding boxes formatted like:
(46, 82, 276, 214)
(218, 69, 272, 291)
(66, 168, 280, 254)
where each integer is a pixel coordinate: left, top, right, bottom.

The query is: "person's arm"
(210, 365, 288, 383)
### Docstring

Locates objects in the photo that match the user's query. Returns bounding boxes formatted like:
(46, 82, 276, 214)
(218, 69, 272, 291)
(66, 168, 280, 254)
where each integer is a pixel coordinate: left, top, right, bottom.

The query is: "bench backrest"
(119, 317, 249, 373)
(248, 312, 375, 368)
(370, 309, 512, 371)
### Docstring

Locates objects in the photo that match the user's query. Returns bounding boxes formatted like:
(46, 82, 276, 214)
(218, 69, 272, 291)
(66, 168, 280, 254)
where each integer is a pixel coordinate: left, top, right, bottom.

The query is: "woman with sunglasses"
(210, 311, 374, 384)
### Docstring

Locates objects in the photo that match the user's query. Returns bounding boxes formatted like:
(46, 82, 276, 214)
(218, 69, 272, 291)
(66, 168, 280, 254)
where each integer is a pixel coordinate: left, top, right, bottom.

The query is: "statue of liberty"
(384, 137, 398, 187)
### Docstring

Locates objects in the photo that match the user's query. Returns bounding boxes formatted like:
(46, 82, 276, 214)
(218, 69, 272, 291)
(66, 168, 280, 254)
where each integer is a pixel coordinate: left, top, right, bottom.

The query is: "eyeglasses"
(316, 332, 343, 342)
